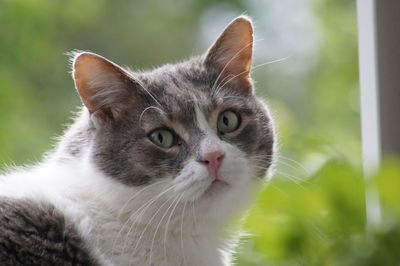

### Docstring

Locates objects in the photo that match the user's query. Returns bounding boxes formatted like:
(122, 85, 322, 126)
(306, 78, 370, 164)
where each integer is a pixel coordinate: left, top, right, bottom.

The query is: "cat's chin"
(202, 179, 230, 198)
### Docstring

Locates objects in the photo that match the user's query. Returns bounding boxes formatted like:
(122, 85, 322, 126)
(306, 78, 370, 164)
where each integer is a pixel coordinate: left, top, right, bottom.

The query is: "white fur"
(0, 109, 262, 266)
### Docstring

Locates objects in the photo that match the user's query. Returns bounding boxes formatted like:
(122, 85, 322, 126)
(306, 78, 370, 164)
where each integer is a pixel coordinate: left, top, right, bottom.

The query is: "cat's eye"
(217, 111, 240, 134)
(149, 129, 175, 148)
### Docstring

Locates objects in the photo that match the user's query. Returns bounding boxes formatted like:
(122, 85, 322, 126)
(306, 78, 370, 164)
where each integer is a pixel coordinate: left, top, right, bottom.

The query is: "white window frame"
(357, 0, 400, 228)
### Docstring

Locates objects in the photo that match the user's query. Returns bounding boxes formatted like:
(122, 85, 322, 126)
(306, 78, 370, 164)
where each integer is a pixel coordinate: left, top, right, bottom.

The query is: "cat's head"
(71, 16, 274, 215)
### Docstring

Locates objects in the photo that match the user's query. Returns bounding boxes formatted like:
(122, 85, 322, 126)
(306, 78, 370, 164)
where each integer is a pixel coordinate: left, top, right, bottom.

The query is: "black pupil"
(223, 116, 229, 127)
(158, 133, 163, 144)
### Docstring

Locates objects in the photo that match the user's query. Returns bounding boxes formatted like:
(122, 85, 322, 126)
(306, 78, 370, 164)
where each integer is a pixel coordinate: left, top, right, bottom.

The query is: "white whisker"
(180, 201, 188, 266)
(139, 106, 166, 125)
(130, 194, 175, 265)
(111, 179, 168, 259)
(214, 56, 290, 97)
(251, 158, 307, 177)
(211, 41, 256, 95)
(149, 194, 181, 265)
(134, 78, 163, 108)
(120, 184, 177, 256)
(163, 193, 184, 259)
(191, 200, 198, 234)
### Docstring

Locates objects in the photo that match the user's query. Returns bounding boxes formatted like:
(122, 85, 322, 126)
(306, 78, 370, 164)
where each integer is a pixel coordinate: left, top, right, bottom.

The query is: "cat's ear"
(72, 52, 134, 121)
(204, 16, 254, 93)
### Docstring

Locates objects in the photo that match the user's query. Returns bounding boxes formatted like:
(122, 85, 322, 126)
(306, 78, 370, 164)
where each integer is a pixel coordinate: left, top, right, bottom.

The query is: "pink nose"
(198, 151, 225, 179)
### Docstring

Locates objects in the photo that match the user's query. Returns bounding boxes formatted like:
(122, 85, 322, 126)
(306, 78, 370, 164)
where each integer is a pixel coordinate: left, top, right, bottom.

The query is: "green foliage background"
(236, 160, 400, 265)
(1, 0, 398, 265)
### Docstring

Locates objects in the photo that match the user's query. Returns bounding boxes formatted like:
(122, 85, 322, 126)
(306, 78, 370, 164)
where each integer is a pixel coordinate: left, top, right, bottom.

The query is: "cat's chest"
(86, 211, 223, 266)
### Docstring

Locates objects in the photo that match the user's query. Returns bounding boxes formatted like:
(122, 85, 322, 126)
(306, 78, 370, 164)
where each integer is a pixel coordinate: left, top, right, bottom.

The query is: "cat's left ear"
(204, 16, 254, 93)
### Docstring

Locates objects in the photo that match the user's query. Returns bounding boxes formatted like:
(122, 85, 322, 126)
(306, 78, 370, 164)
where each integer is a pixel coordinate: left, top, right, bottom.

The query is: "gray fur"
(1, 17, 275, 265)
(0, 198, 99, 266)
(1, 16, 275, 265)
(62, 54, 274, 185)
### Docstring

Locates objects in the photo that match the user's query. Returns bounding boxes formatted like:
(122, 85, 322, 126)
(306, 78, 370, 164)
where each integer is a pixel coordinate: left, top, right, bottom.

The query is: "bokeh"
(0, 0, 360, 166)
(1, 0, 398, 265)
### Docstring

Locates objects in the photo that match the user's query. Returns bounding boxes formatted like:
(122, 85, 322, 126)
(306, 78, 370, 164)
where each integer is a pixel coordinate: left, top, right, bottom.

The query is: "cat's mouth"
(211, 179, 228, 185)
(203, 179, 230, 196)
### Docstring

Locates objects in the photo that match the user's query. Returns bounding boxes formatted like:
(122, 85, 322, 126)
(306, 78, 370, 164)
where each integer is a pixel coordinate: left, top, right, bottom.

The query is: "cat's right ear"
(204, 16, 254, 93)
(72, 52, 134, 123)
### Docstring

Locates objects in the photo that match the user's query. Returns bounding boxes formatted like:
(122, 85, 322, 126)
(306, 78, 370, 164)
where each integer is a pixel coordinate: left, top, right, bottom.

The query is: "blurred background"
(1, 0, 399, 265)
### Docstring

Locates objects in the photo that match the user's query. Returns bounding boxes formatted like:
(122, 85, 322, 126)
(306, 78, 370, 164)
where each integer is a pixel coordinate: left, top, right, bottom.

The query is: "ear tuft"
(72, 52, 133, 119)
(205, 16, 254, 93)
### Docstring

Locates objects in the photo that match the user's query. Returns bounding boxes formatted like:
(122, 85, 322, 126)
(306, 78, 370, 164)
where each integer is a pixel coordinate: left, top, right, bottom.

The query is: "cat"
(0, 16, 274, 266)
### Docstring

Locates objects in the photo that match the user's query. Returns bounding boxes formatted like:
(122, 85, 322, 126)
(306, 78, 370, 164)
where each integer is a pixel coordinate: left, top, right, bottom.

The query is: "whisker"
(111, 179, 168, 259)
(310, 222, 329, 241)
(120, 184, 178, 256)
(117, 180, 168, 218)
(211, 41, 256, 95)
(214, 56, 290, 97)
(139, 106, 166, 125)
(251, 154, 310, 175)
(149, 194, 181, 265)
(274, 155, 310, 175)
(191, 200, 198, 234)
(274, 170, 308, 189)
(221, 95, 248, 100)
(164, 193, 184, 258)
(134, 78, 163, 108)
(249, 164, 308, 188)
(267, 182, 290, 196)
(250, 158, 307, 177)
(130, 193, 175, 263)
(184, 98, 202, 104)
(180, 201, 188, 266)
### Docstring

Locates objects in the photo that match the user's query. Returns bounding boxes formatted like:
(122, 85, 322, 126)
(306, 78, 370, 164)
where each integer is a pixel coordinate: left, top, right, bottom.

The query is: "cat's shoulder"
(0, 197, 100, 266)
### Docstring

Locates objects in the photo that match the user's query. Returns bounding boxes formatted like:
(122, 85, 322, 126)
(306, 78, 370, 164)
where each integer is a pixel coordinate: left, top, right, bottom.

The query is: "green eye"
(149, 129, 175, 148)
(217, 111, 240, 134)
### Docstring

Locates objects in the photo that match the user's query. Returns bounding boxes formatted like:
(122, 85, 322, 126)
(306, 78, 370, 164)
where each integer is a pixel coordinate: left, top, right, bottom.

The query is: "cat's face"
(72, 17, 273, 208)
